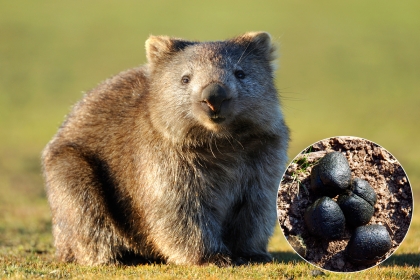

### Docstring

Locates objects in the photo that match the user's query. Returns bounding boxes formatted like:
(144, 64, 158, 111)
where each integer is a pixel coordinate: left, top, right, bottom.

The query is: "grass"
(1, 0, 419, 278)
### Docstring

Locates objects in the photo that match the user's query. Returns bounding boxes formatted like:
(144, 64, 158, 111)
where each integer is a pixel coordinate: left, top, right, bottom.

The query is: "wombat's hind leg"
(43, 144, 129, 265)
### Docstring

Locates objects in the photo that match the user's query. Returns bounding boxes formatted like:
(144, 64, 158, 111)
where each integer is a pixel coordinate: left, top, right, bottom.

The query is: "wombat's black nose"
(201, 83, 230, 113)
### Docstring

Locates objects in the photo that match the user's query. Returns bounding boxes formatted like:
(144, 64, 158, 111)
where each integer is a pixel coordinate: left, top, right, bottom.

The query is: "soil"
(277, 136, 413, 272)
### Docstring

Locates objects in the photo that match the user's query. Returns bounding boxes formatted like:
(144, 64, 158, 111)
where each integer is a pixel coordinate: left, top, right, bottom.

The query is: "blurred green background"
(1, 0, 419, 257)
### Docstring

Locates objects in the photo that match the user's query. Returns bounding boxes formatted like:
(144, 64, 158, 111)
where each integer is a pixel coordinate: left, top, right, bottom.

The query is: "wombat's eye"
(234, 70, 246, 79)
(181, 75, 190, 84)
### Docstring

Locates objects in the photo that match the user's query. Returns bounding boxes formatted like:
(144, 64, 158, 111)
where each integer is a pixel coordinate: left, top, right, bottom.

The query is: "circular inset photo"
(277, 136, 413, 272)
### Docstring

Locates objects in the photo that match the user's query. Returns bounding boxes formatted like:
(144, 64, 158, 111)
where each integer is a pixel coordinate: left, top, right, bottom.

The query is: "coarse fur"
(42, 32, 289, 266)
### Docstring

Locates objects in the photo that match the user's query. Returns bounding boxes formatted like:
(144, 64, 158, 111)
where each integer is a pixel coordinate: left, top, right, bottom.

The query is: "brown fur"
(42, 32, 289, 266)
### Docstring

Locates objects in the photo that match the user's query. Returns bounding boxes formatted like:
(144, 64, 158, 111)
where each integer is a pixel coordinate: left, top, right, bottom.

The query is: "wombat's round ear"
(234, 32, 277, 70)
(145, 35, 193, 65)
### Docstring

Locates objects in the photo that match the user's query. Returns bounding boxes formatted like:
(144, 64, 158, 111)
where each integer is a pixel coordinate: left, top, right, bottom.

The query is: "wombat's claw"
(206, 253, 233, 267)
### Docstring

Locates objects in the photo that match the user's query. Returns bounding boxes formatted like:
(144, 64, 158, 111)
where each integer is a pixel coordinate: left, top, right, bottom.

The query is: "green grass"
(1, 0, 420, 278)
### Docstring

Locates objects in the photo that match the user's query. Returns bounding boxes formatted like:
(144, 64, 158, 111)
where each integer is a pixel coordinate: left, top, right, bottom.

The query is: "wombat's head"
(145, 32, 284, 145)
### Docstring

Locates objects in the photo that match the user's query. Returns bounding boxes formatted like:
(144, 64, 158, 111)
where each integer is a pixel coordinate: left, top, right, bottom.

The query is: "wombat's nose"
(201, 83, 230, 113)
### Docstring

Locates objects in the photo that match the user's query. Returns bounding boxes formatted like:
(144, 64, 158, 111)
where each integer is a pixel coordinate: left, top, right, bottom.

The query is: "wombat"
(42, 32, 289, 266)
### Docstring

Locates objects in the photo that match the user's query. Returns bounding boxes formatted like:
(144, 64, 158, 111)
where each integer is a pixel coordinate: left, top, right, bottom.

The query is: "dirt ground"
(277, 136, 413, 272)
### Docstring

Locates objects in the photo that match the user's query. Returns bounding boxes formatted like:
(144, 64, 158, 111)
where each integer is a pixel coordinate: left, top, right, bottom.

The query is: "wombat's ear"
(146, 35, 194, 65)
(233, 32, 277, 70)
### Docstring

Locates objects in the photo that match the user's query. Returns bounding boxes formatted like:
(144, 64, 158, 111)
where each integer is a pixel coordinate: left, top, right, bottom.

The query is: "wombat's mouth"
(210, 116, 226, 123)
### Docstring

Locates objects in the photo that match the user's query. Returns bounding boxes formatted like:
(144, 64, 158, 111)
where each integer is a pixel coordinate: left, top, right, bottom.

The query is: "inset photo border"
(277, 136, 413, 272)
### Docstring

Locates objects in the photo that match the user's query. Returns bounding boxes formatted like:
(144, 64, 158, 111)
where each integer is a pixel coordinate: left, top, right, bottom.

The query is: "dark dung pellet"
(310, 152, 351, 197)
(346, 224, 392, 265)
(304, 196, 346, 240)
(337, 178, 377, 227)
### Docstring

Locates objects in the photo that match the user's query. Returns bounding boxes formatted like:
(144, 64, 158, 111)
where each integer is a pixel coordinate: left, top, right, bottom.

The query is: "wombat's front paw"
(205, 253, 233, 267)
